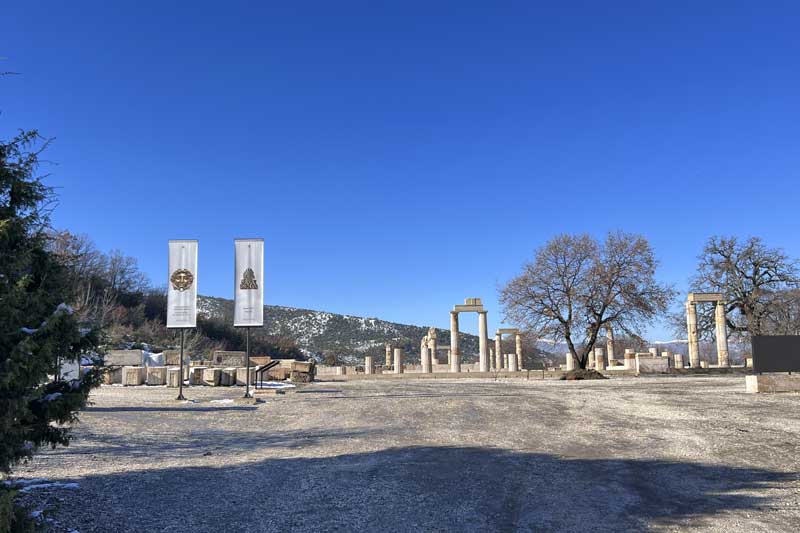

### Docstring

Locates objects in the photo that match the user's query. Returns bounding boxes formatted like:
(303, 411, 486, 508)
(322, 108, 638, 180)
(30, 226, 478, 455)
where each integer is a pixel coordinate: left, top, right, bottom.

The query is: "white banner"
(167, 240, 198, 328)
(234, 238, 264, 327)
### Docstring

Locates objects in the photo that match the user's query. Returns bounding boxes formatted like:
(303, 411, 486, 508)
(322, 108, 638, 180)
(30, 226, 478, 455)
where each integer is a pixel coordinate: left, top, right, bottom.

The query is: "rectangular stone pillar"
(495, 334, 502, 370)
(595, 348, 605, 371)
(508, 353, 518, 372)
(394, 348, 404, 374)
(623, 349, 636, 370)
(686, 301, 700, 368)
(715, 301, 730, 367)
(449, 312, 460, 373)
(565, 352, 575, 371)
(515, 334, 523, 370)
(478, 311, 489, 372)
(190, 366, 207, 385)
(673, 353, 684, 369)
(236, 367, 254, 386)
(364, 356, 374, 375)
(517, 353, 523, 371)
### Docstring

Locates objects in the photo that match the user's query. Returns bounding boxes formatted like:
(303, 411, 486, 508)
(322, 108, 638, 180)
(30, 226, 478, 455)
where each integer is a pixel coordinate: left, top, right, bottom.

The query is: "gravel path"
(10, 376, 800, 532)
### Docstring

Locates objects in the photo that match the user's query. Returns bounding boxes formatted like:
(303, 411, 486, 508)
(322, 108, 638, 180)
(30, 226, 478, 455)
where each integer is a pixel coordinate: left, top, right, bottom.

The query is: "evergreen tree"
(0, 130, 103, 529)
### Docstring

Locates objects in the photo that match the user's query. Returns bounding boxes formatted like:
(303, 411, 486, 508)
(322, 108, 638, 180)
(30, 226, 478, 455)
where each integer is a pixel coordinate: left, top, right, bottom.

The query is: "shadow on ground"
(54, 445, 793, 532)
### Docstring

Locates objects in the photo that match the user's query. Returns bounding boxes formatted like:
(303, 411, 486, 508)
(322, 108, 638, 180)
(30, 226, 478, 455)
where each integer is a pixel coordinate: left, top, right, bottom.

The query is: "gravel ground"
(9, 376, 800, 532)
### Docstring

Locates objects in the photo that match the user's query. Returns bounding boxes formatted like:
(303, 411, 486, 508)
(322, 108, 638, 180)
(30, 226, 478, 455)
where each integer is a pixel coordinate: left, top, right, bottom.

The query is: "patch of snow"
(254, 381, 296, 389)
(20, 327, 38, 335)
(43, 392, 63, 401)
(209, 399, 234, 404)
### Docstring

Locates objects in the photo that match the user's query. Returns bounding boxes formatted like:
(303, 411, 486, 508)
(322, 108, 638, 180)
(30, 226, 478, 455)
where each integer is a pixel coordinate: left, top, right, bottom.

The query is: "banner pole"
(244, 327, 251, 398)
(177, 328, 186, 401)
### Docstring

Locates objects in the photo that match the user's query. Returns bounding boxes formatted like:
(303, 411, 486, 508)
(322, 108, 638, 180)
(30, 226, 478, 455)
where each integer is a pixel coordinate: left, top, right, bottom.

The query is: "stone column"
(515, 334, 523, 370)
(715, 301, 730, 367)
(495, 333, 502, 370)
(517, 353, 523, 371)
(686, 301, 700, 368)
(594, 347, 605, 371)
(508, 353, 518, 372)
(606, 328, 615, 364)
(478, 311, 489, 372)
(364, 356, 374, 375)
(565, 351, 575, 371)
(393, 348, 404, 374)
(421, 346, 431, 373)
(450, 312, 460, 373)
(623, 349, 636, 370)
(385, 343, 393, 368)
(429, 329, 438, 365)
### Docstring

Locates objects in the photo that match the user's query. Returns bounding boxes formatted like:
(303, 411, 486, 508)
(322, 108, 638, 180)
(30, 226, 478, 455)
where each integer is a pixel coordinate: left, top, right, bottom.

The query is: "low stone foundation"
(746, 374, 800, 393)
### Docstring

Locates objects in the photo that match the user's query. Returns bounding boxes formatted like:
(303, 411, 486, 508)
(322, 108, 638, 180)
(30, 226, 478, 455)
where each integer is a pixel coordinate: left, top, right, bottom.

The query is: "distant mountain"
(197, 295, 484, 365)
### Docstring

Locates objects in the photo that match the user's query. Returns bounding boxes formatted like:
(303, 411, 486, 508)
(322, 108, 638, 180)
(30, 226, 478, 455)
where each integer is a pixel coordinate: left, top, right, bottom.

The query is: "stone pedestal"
(623, 349, 636, 370)
(190, 366, 207, 385)
(606, 328, 615, 364)
(394, 348, 404, 374)
(661, 350, 672, 360)
(746, 357, 753, 368)
(746, 374, 800, 393)
(146, 366, 167, 386)
(636, 355, 669, 374)
(167, 367, 181, 387)
(649, 348, 658, 358)
(122, 366, 145, 386)
(364, 356, 374, 375)
(565, 352, 575, 371)
(508, 353, 518, 372)
(202, 368, 222, 386)
(673, 354, 684, 369)
(700, 361, 709, 369)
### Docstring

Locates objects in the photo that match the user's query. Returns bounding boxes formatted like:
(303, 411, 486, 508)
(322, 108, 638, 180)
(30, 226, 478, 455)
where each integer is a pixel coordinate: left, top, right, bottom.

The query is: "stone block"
(220, 368, 237, 386)
(122, 366, 145, 386)
(190, 366, 208, 385)
(211, 351, 247, 367)
(106, 350, 144, 367)
(167, 367, 182, 387)
(146, 366, 167, 386)
(700, 361, 709, 369)
(746, 374, 800, 393)
(104, 367, 122, 385)
(636, 355, 669, 374)
(203, 368, 222, 386)
(674, 354, 684, 369)
(236, 367, 255, 386)
(746, 357, 753, 368)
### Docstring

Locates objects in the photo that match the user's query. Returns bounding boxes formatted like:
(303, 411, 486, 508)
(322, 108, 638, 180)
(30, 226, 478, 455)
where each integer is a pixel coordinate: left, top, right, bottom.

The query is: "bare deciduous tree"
(687, 236, 800, 339)
(500, 232, 674, 369)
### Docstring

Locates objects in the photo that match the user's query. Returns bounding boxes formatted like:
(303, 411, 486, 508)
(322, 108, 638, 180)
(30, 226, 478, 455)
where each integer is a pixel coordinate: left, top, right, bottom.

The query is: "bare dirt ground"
(10, 376, 800, 532)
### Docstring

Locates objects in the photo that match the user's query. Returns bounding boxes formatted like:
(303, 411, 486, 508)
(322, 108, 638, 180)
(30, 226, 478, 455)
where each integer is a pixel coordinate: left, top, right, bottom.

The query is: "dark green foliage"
(0, 130, 103, 476)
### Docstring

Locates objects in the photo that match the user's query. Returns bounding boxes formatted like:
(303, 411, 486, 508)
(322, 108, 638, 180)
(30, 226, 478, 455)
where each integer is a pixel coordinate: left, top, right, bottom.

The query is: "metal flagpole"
(177, 329, 186, 400)
(244, 327, 251, 398)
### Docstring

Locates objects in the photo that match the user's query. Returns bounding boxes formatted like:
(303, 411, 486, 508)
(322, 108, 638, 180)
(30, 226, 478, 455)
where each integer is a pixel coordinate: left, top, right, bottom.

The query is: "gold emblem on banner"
(240, 268, 258, 290)
(170, 269, 194, 291)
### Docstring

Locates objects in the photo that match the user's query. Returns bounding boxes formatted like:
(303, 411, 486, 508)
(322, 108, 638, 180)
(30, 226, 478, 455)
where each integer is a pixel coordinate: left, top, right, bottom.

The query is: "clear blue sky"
(3, 2, 799, 339)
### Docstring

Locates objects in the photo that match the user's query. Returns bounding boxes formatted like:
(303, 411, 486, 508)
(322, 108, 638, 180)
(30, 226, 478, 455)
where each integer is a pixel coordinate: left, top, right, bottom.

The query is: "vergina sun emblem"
(170, 269, 194, 292)
(240, 267, 258, 290)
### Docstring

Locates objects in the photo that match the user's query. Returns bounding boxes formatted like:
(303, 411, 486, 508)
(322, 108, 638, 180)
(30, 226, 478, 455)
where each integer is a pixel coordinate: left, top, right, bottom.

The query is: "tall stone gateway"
(686, 293, 729, 368)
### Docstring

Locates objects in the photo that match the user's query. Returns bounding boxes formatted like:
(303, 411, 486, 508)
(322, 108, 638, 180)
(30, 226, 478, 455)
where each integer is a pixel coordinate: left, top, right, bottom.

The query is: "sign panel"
(752, 335, 800, 373)
(234, 238, 264, 327)
(167, 240, 198, 328)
